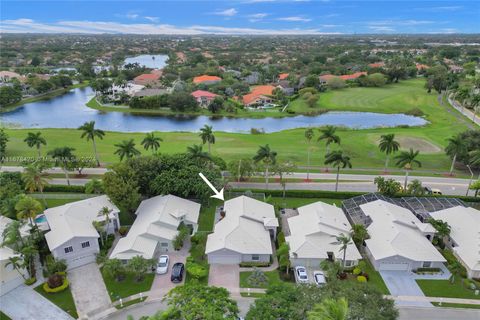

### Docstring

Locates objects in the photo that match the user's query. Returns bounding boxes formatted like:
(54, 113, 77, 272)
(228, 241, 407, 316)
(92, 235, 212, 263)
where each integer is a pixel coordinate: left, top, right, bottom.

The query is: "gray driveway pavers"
(69, 263, 111, 318)
(208, 264, 240, 293)
(0, 285, 75, 320)
(380, 271, 432, 307)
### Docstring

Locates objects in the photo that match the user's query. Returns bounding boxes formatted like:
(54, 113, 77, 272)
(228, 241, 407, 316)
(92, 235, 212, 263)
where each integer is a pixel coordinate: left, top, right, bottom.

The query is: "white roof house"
(206, 196, 278, 264)
(44, 195, 119, 251)
(110, 195, 200, 260)
(361, 200, 445, 271)
(0, 246, 28, 295)
(430, 206, 480, 278)
(286, 201, 361, 267)
(0, 216, 30, 239)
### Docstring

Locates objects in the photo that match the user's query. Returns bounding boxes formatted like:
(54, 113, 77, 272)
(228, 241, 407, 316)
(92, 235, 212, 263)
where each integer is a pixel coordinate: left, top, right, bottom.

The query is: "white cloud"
(321, 24, 342, 28)
(212, 8, 238, 17)
(0, 18, 342, 35)
(126, 13, 139, 19)
(367, 19, 435, 27)
(144, 16, 159, 23)
(277, 16, 311, 22)
(368, 26, 395, 32)
(247, 13, 269, 22)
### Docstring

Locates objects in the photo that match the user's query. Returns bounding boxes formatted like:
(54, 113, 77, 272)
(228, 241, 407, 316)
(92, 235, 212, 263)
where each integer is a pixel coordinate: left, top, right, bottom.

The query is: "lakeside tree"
(78, 121, 105, 167)
(103, 163, 141, 215)
(395, 148, 422, 191)
(186, 144, 212, 163)
(304, 128, 314, 181)
(24, 132, 47, 158)
(141, 132, 162, 154)
(324, 150, 352, 192)
(199, 125, 215, 154)
(227, 159, 255, 182)
(0, 86, 22, 108)
(47, 147, 75, 185)
(114, 139, 141, 161)
(0, 129, 9, 161)
(378, 134, 400, 172)
(318, 126, 341, 156)
(253, 144, 277, 190)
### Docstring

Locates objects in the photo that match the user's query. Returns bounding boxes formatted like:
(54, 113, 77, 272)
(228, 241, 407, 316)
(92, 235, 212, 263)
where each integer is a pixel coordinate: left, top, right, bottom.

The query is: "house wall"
(290, 257, 359, 269)
(51, 236, 100, 270)
(208, 249, 242, 264)
(0, 259, 27, 296)
(241, 254, 270, 264)
(366, 247, 443, 272)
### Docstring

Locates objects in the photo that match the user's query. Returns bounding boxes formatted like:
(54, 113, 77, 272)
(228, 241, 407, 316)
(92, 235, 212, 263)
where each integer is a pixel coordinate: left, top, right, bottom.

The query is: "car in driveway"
(156, 255, 169, 274)
(313, 271, 326, 286)
(170, 262, 184, 283)
(295, 266, 309, 284)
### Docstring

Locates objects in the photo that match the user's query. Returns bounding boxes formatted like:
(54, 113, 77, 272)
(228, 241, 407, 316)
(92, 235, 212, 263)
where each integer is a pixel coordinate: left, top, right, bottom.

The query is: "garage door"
(379, 262, 409, 271)
(67, 254, 96, 270)
(208, 254, 241, 265)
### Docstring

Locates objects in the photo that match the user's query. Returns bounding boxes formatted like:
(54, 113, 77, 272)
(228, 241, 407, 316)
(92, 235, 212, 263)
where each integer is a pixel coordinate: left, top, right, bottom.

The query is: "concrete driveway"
(0, 285, 75, 320)
(380, 271, 432, 307)
(148, 242, 190, 300)
(69, 263, 111, 318)
(209, 264, 240, 293)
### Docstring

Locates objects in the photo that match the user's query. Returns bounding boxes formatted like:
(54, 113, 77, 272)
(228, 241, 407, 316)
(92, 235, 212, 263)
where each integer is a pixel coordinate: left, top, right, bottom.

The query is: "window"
(252, 254, 260, 261)
(161, 242, 169, 247)
(345, 260, 353, 267)
(422, 261, 432, 268)
(64, 246, 73, 254)
(81, 241, 90, 248)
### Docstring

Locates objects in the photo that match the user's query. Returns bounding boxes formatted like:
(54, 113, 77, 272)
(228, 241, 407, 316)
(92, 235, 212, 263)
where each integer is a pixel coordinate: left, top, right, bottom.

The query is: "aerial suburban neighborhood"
(0, 1, 480, 320)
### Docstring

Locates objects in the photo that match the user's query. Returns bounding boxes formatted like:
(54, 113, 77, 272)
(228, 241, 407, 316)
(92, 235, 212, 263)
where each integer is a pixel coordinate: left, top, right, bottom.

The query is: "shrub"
(43, 278, 69, 293)
(173, 224, 190, 250)
(353, 267, 362, 276)
(191, 232, 207, 245)
(250, 128, 265, 135)
(247, 268, 268, 287)
(118, 226, 129, 236)
(47, 273, 64, 289)
(44, 185, 85, 193)
(298, 87, 318, 96)
(24, 277, 36, 285)
(186, 259, 208, 280)
(276, 231, 285, 248)
(415, 267, 442, 273)
(239, 262, 271, 268)
(404, 108, 424, 117)
(462, 278, 474, 289)
(357, 275, 367, 283)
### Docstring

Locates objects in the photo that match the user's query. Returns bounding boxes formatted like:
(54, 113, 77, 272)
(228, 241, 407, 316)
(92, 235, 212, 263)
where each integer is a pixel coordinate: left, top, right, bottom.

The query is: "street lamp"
(466, 165, 474, 197)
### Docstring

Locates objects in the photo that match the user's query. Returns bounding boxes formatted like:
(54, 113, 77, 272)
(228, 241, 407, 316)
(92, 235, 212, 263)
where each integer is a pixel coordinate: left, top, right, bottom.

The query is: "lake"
(0, 87, 428, 133)
(124, 54, 169, 69)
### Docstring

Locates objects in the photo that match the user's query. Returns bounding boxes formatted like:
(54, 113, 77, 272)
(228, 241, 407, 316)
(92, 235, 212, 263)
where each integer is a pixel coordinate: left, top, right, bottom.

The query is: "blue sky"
(1, 1, 478, 34)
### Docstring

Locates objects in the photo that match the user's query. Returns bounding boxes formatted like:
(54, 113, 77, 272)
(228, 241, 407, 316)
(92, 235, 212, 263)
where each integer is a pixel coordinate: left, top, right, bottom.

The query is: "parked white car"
(156, 255, 169, 274)
(313, 271, 326, 286)
(295, 266, 309, 284)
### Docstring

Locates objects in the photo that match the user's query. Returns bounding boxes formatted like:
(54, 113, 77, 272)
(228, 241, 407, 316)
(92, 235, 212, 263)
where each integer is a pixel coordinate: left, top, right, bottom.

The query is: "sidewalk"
(448, 95, 480, 127)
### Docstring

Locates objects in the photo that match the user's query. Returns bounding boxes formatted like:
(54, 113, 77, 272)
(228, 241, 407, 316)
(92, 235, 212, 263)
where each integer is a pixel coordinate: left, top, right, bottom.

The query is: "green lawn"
(2, 79, 470, 174)
(101, 271, 155, 300)
(197, 201, 220, 232)
(0, 311, 12, 320)
(240, 270, 283, 289)
(34, 284, 78, 319)
(269, 197, 343, 208)
(432, 302, 480, 309)
(362, 260, 390, 295)
(416, 278, 480, 300)
(44, 198, 81, 207)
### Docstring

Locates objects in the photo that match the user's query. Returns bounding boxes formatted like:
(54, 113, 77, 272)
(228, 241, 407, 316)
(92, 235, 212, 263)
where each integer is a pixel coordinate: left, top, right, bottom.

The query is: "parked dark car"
(170, 262, 184, 283)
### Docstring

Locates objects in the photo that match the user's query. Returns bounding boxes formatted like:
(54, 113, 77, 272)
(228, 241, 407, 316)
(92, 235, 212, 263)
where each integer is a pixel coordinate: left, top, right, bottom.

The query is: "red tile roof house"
(242, 85, 276, 107)
(133, 73, 161, 86)
(191, 90, 218, 108)
(193, 75, 222, 85)
(278, 73, 289, 81)
(368, 62, 385, 68)
(319, 72, 367, 84)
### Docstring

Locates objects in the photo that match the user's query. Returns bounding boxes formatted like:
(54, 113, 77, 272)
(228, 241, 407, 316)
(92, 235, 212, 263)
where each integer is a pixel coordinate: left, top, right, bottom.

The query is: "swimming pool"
(35, 215, 47, 224)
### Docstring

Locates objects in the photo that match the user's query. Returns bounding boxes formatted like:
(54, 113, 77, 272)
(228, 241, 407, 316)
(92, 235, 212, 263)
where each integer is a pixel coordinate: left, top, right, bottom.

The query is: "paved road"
(448, 95, 480, 127)
(399, 306, 480, 320)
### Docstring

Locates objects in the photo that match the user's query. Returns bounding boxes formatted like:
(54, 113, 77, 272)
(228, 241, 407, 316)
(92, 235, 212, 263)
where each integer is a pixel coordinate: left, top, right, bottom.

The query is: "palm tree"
(351, 224, 368, 249)
(92, 220, 105, 247)
(318, 125, 341, 155)
(445, 135, 465, 175)
(5, 256, 27, 281)
(15, 196, 42, 227)
(199, 125, 215, 154)
(24, 132, 46, 158)
(47, 147, 75, 185)
(2, 220, 26, 251)
(78, 121, 105, 167)
(335, 233, 353, 269)
(114, 139, 140, 161)
(253, 144, 277, 189)
(141, 132, 162, 154)
(320, 260, 342, 281)
(449, 261, 462, 284)
(470, 150, 480, 167)
(378, 134, 400, 172)
(98, 206, 112, 240)
(395, 148, 422, 191)
(22, 164, 49, 207)
(324, 150, 352, 192)
(428, 218, 451, 246)
(186, 144, 212, 163)
(308, 297, 348, 320)
(304, 128, 314, 181)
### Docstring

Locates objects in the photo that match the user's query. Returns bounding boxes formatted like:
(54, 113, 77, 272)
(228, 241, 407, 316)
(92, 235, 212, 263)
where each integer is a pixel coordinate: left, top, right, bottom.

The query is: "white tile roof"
(206, 196, 277, 255)
(44, 195, 119, 250)
(109, 195, 200, 260)
(0, 216, 30, 239)
(0, 246, 19, 262)
(362, 200, 445, 262)
(285, 201, 361, 261)
(430, 206, 480, 272)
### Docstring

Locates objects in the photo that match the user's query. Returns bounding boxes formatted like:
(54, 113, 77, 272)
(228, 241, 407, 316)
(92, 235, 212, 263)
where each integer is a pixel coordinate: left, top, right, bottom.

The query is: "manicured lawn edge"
(101, 271, 155, 301)
(432, 302, 480, 309)
(114, 297, 148, 309)
(34, 284, 78, 318)
(416, 278, 480, 300)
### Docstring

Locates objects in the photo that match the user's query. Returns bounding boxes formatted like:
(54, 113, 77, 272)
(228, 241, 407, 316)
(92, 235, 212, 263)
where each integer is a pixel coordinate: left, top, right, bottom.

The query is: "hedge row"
(43, 278, 69, 293)
(44, 185, 85, 193)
